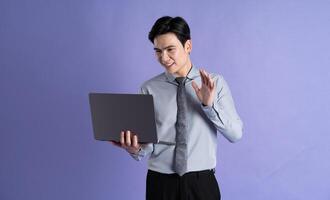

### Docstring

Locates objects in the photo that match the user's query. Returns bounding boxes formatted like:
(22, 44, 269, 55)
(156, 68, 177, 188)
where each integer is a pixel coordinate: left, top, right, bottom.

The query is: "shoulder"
(206, 72, 229, 93)
(140, 72, 167, 92)
(205, 71, 224, 86)
(193, 67, 222, 81)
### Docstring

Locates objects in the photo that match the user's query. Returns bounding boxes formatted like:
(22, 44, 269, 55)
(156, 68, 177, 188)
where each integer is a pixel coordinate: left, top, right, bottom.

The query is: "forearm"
(201, 76, 243, 142)
(202, 104, 243, 142)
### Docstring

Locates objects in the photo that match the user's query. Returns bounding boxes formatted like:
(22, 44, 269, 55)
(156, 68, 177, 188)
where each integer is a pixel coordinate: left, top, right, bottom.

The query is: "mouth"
(164, 63, 175, 68)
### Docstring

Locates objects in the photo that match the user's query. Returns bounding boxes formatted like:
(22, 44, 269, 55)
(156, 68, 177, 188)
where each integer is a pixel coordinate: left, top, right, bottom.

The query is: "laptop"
(88, 93, 158, 143)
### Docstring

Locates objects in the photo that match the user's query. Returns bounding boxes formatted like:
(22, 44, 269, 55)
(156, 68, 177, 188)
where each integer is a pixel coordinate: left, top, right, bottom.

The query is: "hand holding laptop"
(109, 130, 142, 154)
(89, 93, 158, 145)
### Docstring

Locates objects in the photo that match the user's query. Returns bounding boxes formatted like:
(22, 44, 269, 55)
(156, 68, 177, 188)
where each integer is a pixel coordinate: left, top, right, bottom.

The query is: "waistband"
(148, 168, 215, 177)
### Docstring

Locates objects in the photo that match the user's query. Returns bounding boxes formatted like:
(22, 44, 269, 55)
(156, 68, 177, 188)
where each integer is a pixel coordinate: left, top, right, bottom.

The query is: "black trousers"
(146, 169, 221, 200)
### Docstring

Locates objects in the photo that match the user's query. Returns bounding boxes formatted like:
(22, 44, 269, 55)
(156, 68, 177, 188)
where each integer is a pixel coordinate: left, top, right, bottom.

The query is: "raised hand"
(191, 69, 216, 107)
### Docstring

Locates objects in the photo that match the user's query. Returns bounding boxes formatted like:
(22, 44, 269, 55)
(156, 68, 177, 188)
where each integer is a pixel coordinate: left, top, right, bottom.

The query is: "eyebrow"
(153, 45, 176, 51)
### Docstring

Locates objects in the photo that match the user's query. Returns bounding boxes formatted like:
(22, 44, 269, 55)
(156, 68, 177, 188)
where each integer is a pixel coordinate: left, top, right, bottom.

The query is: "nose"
(160, 51, 170, 63)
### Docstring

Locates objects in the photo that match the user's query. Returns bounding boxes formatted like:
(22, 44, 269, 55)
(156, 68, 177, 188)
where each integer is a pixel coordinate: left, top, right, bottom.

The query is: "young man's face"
(153, 33, 192, 77)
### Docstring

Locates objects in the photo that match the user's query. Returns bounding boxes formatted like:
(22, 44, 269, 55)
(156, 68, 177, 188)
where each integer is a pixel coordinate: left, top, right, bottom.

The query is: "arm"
(201, 76, 243, 142)
(192, 69, 243, 142)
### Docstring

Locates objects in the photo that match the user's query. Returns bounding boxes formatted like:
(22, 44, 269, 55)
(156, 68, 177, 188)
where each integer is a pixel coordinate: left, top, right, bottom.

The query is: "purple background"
(1, 0, 330, 199)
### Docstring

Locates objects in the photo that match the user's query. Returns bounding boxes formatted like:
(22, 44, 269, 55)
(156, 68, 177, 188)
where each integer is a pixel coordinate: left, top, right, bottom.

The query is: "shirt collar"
(165, 65, 200, 83)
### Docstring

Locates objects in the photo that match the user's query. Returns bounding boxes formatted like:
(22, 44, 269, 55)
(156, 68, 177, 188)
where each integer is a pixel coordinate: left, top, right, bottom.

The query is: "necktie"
(174, 77, 188, 176)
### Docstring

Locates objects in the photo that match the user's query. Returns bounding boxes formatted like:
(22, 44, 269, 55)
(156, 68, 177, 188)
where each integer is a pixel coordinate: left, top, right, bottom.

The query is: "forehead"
(153, 33, 181, 49)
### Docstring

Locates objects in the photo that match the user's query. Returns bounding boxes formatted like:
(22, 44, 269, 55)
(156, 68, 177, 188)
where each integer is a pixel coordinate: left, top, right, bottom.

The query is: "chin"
(167, 68, 179, 75)
(167, 65, 180, 73)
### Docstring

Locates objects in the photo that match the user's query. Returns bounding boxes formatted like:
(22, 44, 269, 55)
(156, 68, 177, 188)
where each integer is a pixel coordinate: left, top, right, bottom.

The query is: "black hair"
(148, 16, 191, 47)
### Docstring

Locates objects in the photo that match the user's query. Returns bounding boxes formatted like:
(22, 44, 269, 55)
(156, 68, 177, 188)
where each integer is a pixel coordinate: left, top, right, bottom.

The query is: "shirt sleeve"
(201, 75, 243, 142)
(128, 86, 154, 161)
(129, 143, 154, 161)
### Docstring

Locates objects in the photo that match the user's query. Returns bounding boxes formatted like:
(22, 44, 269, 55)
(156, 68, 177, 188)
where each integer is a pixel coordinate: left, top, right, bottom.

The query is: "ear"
(184, 39, 192, 54)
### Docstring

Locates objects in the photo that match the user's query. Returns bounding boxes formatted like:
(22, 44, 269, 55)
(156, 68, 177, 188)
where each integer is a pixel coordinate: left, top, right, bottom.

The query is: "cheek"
(169, 51, 179, 61)
(174, 52, 186, 63)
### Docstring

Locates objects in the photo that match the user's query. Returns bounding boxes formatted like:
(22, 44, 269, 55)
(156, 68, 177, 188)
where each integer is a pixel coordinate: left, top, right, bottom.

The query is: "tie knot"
(175, 77, 186, 85)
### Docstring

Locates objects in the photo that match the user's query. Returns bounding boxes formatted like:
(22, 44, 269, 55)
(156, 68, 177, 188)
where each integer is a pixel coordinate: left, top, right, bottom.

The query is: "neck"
(175, 60, 192, 77)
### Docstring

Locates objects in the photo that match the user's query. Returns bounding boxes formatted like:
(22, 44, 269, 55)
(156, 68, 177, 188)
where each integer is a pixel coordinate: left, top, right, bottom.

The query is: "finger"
(125, 130, 131, 146)
(132, 134, 139, 148)
(199, 69, 206, 85)
(211, 82, 216, 90)
(203, 70, 210, 87)
(203, 70, 209, 86)
(210, 77, 214, 89)
(120, 131, 125, 146)
(210, 77, 216, 89)
(207, 73, 213, 88)
(206, 71, 214, 89)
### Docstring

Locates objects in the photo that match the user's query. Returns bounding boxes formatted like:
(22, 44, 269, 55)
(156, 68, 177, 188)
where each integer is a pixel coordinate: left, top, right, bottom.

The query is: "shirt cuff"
(201, 103, 219, 119)
(129, 145, 151, 161)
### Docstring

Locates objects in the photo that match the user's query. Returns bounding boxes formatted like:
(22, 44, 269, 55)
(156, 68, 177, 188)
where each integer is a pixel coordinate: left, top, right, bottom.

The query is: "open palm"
(191, 69, 216, 107)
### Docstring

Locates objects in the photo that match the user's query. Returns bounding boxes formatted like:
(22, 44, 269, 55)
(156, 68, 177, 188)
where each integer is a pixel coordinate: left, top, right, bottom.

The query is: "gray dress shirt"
(130, 66, 243, 174)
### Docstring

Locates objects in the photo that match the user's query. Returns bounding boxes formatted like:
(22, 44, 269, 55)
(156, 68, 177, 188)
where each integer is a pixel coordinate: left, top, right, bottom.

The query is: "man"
(111, 16, 243, 200)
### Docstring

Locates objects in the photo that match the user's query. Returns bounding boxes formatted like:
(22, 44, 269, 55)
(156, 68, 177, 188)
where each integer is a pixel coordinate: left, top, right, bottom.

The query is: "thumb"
(191, 80, 200, 93)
